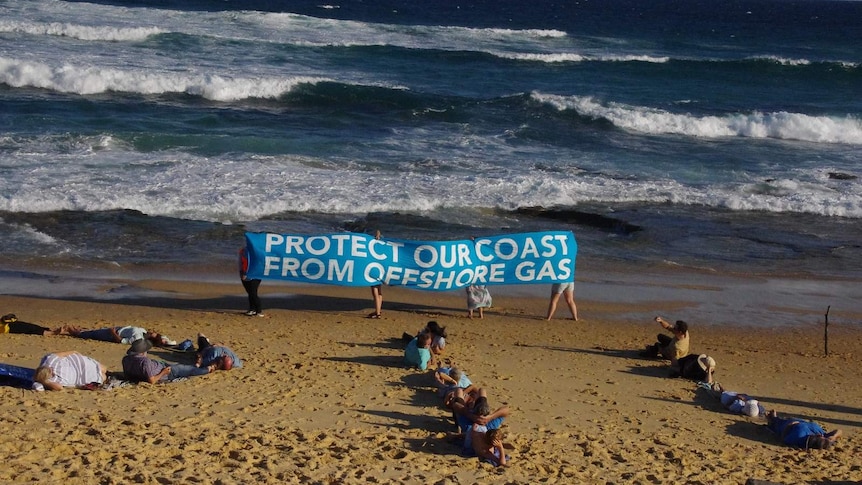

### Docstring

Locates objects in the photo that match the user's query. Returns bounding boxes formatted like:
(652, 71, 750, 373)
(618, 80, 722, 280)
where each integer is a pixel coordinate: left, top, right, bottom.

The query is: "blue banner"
(244, 231, 576, 291)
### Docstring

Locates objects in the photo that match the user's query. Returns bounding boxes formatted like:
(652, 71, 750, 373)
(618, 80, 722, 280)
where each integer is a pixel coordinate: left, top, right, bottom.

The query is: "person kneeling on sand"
(122, 339, 215, 384)
(765, 410, 842, 450)
(33, 351, 107, 391)
(195, 334, 242, 371)
(641, 316, 690, 366)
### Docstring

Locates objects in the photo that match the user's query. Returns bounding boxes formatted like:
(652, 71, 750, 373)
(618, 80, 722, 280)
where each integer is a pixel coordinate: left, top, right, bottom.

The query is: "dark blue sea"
(1, 0, 860, 325)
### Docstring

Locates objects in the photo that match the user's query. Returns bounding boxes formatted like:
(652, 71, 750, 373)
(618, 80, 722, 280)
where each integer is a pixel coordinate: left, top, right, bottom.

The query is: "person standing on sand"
(466, 284, 492, 319)
(368, 230, 384, 319)
(546, 282, 578, 321)
(239, 245, 264, 317)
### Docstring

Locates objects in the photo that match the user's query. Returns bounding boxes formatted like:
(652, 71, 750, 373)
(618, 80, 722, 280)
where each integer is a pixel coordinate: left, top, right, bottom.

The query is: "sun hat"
(743, 399, 761, 417)
(697, 354, 716, 372)
(128, 338, 153, 355)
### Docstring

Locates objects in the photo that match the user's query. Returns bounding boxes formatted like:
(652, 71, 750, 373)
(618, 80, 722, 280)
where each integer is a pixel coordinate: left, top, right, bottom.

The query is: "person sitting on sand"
(33, 351, 107, 391)
(403, 321, 447, 363)
(765, 410, 842, 450)
(65, 325, 164, 345)
(195, 334, 242, 370)
(1, 313, 70, 336)
(121, 338, 215, 384)
(404, 332, 432, 370)
(670, 354, 715, 383)
(470, 426, 508, 467)
(641, 316, 690, 365)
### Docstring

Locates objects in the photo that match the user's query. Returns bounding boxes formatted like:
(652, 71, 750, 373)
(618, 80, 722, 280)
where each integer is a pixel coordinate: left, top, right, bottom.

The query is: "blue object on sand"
(0, 363, 36, 388)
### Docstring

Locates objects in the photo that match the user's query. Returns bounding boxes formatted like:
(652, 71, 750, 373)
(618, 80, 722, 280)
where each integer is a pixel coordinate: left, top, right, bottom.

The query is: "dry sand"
(2, 279, 861, 484)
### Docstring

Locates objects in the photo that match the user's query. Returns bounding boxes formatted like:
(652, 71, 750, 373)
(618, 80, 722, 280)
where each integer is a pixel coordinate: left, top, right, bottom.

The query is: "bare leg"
(563, 288, 578, 321)
(371, 285, 382, 316)
(546, 291, 561, 320)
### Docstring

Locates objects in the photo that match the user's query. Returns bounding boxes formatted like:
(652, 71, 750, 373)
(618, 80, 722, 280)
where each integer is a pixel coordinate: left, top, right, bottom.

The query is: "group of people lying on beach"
(641, 315, 842, 451)
(402, 320, 510, 466)
(2, 313, 242, 391)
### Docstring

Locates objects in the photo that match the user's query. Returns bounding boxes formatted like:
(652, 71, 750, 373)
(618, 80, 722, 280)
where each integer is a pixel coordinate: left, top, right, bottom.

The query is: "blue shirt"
(404, 337, 431, 370)
(200, 346, 243, 368)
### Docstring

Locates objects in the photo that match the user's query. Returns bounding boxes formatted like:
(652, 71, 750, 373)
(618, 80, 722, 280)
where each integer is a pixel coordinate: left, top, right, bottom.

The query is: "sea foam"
(532, 92, 862, 145)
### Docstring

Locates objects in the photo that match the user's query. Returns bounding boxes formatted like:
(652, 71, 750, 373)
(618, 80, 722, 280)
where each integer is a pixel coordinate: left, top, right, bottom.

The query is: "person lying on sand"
(1, 313, 69, 336)
(121, 338, 215, 384)
(433, 366, 475, 398)
(670, 353, 715, 383)
(65, 325, 165, 345)
(766, 410, 842, 450)
(449, 389, 510, 438)
(699, 382, 766, 417)
(33, 351, 107, 391)
(470, 426, 508, 467)
(195, 334, 242, 371)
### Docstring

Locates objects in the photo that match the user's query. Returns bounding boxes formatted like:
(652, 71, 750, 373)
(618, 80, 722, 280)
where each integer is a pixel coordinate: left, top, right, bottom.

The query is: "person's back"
(200, 345, 243, 369)
(404, 334, 432, 370)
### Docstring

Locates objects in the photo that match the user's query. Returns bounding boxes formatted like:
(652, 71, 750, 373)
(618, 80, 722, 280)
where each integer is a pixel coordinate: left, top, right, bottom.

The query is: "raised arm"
(655, 316, 672, 331)
(474, 406, 510, 426)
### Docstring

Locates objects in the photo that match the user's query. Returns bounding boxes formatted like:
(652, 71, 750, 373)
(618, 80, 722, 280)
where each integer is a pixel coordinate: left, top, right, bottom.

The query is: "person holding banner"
(466, 284, 492, 319)
(367, 230, 384, 319)
(546, 282, 578, 321)
(239, 245, 264, 317)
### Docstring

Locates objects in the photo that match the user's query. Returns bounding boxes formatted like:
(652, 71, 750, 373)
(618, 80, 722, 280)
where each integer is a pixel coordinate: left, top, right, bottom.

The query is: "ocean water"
(1, 0, 861, 324)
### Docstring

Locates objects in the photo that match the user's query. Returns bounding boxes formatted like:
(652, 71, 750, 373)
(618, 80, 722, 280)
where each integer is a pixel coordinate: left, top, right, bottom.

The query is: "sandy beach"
(2, 276, 862, 485)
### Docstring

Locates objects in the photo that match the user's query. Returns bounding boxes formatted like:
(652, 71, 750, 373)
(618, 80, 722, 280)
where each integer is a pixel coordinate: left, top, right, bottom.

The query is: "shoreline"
(3, 256, 860, 329)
